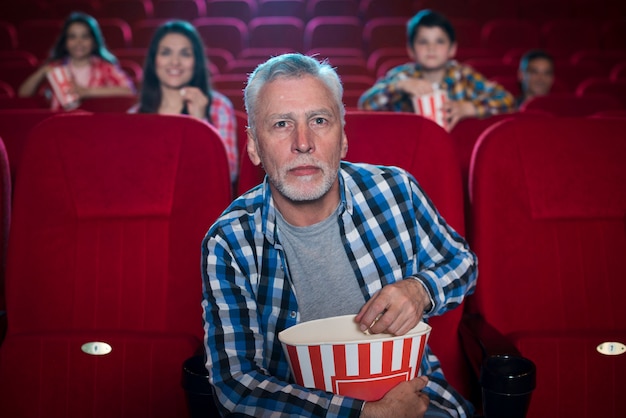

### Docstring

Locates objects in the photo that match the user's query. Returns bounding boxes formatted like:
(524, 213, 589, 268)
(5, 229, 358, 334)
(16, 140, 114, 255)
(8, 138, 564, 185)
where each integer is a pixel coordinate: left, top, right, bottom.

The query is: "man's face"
(519, 58, 554, 98)
(247, 74, 347, 204)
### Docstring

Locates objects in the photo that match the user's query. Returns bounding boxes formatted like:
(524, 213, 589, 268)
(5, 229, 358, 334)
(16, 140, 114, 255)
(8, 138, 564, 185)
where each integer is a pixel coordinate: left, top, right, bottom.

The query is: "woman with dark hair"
(18, 12, 135, 110)
(133, 20, 238, 183)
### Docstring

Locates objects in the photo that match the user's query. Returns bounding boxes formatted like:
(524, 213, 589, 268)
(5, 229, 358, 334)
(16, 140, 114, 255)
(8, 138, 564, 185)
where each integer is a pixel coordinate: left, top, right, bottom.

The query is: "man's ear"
(340, 132, 348, 159)
(246, 128, 262, 167)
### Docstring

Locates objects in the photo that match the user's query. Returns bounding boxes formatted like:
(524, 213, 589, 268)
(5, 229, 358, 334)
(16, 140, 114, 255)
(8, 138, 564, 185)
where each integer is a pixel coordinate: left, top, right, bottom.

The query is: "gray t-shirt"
(276, 206, 365, 322)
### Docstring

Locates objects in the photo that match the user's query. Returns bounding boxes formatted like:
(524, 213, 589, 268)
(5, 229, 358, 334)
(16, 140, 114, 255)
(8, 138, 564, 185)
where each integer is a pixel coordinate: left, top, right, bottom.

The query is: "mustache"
(283, 156, 325, 172)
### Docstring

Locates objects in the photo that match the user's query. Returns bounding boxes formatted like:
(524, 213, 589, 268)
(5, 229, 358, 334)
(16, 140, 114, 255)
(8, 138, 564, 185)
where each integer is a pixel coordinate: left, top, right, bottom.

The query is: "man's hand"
(355, 279, 431, 336)
(361, 376, 430, 418)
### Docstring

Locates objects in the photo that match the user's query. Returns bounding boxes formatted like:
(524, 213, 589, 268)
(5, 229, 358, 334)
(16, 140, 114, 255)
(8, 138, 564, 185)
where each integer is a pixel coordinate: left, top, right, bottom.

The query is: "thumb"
(411, 375, 429, 392)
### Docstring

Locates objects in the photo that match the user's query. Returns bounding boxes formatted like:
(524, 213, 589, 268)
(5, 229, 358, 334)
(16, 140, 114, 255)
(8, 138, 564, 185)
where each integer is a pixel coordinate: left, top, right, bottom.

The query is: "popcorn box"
(412, 90, 448, 129)
(46, 66, 80, 110)
(278, 315, 431, 401)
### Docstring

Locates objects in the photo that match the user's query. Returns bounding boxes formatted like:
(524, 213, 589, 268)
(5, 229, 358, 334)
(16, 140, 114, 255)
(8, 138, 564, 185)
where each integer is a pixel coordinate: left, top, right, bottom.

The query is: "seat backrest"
(541, 18, 601, 53)
(257, 0, 306, 20)
(576, 77, 626, 108)
(193, 17, 249, 57)
(99, 0, 154, 23)
(247, 16, 304, 51)
(204, 0, 257, 23)
(520, 92, 623, 116)
(468, 117, 626, 418)
(362, 17, 408, 54)
(304, 16, 363, 54)
(98, 17, 133, 49)
(0, 21, 17, 50)
(0, 108, 60, 180)
(153, 0, 205, 21)
(0, 113, 232, 417)
(16, 19, 64, 60)
(339, 111, 471, 396)
(0, 136, 11, 345)
(480, 19, 540, 54)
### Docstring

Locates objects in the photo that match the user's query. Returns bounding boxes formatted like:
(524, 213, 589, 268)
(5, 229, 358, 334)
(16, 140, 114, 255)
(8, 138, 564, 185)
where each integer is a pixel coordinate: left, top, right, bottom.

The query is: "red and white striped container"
(46, 66, 80, 110)
(278, 315, 431, 401)
(412, 89, 448, 130)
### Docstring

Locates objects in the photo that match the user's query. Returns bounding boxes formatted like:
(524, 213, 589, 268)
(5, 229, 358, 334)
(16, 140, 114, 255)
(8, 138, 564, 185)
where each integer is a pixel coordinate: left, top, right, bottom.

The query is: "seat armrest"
(459, 313, 521, 378)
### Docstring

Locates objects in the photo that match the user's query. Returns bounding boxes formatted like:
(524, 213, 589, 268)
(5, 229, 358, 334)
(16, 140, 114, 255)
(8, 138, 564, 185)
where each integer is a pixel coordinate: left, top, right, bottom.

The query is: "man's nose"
(293, 125, 314, 153)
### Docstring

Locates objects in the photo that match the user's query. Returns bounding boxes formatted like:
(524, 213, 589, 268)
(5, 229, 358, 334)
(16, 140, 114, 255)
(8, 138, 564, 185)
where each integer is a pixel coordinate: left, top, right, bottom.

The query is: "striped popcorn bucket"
(46, 66, 80, 110)
(278, 315, 431, 401)
(412, 89, 449, 130)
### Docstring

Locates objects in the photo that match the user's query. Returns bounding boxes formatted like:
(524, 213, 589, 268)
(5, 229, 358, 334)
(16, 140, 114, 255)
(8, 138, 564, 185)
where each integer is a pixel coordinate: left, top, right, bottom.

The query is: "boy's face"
(407, 26, 457, 72)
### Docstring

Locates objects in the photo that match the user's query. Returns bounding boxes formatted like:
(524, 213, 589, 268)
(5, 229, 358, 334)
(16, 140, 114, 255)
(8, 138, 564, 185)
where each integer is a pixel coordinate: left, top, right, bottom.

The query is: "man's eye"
(275, 121, 287, 128)
(314, 117, 326, 125)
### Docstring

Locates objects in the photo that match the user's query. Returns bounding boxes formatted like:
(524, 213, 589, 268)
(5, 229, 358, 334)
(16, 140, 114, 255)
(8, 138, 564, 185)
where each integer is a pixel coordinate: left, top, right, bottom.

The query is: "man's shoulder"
(341, 161, 413, 190)
(207, 186, 265, 235)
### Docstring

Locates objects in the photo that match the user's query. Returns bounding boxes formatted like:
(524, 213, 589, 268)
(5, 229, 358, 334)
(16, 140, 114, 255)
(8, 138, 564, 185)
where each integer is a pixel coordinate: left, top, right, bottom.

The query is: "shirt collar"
(261, 164, 354, 245)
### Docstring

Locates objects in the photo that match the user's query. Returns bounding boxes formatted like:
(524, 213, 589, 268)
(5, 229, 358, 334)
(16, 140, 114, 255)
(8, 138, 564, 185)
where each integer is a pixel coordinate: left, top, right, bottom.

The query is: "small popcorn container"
(412, 87, 448, 130)
(46, 66, 80, 110)
(278, 315, 431, 401)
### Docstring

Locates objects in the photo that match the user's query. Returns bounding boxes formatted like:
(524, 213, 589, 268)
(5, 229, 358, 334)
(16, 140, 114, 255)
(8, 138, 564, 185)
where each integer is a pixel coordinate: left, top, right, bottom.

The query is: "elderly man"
(202, 53, 477, 417)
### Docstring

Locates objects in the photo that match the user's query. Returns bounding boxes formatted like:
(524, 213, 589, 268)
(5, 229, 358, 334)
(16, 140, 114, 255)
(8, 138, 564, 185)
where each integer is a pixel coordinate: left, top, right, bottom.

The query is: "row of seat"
(2, 15, 625, 60)
(2, 0, 625, 24)
(0, 110, 624, 417)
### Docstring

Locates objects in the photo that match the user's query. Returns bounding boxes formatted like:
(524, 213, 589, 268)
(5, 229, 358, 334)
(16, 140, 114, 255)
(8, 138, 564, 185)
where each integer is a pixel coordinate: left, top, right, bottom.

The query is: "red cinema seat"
(193, 17, 249, 58)
(0, 21, 18, 51)
(343, 111, 471, 398)
(359, 0, 415, 20)
(306, 0, 359, 19)
(245, 16, 304, 52)
(17, 19, 65, 60)
(0, 113, 232, 417)
(99, 0, 154, 23)
(153, 0, 206, 20)
(481, 19, 540, 55)
(611, 61, 626, 82)
(0, 137, 11, 345)
(363, 17, 409, 55)
(520, 92, 623, 116)
(466, 117, 626, 418)
(577, 77, 626, 108)
(0, 81, 13, 98)
(541, 18, 601, 54)
(204, 0, 257, 23)
(97, 18, 133, 49)
(304, 16, 364, 59)
(132, 18, 171, 48)
(77, 95, 139, 112)
(257, 0, 306, 20)
(0, 109, 62, 180)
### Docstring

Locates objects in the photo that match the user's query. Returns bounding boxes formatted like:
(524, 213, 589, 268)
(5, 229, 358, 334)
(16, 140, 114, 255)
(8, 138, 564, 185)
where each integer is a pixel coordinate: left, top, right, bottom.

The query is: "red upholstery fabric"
(520, 92, 623, 116)
(0, 113, 232, 417)
(193, 17, 249, 57)
(0, 109, 62, 180)
(0, 137, 10, 345)
(468, 117, 626, 418)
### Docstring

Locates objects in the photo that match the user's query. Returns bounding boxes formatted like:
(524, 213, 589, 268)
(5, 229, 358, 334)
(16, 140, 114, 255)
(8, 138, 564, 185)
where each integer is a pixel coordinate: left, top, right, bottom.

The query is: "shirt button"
(290, 311, 297, 318)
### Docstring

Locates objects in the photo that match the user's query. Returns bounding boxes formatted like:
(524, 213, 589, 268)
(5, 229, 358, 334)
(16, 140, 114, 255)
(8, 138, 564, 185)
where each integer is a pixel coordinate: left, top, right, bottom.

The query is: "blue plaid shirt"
(202, 162, 477, 417)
